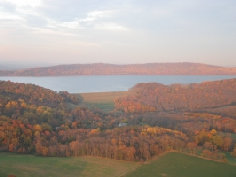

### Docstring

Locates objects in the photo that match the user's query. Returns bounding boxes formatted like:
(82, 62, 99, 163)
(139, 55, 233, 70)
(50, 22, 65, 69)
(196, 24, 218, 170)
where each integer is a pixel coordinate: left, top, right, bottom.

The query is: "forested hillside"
(0, 80, 236, 162)
(0, 81, 79, 107)
(115, 79, 236, 113)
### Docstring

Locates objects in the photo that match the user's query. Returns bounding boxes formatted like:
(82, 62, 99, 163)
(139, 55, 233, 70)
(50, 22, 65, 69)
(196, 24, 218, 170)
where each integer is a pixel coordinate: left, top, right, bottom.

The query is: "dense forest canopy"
(0, 80, 236, 161)
(115, 79, 236, 113)
(0, 81, 79, 107)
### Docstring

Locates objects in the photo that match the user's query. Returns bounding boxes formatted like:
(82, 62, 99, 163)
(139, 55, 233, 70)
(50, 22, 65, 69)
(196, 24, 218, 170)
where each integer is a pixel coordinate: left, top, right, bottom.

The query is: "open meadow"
(1, 152, 235, 177)
(0, 152, 139, 177)
(125, 152, 236, 177)
(77, 91, 128, 112)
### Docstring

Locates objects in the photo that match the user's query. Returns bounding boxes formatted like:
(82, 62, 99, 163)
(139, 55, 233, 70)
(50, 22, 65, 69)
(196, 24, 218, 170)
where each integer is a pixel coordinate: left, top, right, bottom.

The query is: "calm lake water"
(0, 75, 236, 93)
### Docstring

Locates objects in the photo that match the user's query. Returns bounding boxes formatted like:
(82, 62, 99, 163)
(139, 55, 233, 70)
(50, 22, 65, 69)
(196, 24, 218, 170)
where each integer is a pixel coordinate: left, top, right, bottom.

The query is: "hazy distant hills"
(0, 62, 236, 76)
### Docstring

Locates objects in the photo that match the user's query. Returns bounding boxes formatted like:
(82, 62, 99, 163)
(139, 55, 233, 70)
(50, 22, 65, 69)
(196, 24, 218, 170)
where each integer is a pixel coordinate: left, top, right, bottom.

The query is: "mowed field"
(125, 152, 236, 177)
(1, 152, 236, 177)
(77, 91, 128, 112)
(0, 153, 139, 177)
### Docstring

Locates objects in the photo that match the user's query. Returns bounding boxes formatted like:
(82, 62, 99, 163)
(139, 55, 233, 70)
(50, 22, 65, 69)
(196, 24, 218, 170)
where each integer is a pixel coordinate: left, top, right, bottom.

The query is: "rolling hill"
(114, 78, 236, 113)
(0, 62, 236, 76)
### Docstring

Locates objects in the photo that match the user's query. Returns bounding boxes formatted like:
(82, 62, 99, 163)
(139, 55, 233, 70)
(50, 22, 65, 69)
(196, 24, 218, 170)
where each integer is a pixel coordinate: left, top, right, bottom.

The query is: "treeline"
(115, 79, 236, 113)
(125, 112, 236, 135)
(0, 120, 187, 160)
(1, 117, 235, 161)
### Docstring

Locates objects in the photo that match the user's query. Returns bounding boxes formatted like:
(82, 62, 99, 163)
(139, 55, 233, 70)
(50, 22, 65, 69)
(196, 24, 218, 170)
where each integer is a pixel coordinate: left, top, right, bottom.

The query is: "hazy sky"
(0, 0, 235, 67)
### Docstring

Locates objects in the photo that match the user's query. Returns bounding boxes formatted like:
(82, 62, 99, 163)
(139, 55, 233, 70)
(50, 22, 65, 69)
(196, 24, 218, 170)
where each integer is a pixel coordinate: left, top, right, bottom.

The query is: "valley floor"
(0, 152, 235, 177)
(77, 91, 128, 112)
(124, 152, 236, 177)
(0, 152, 138, 177)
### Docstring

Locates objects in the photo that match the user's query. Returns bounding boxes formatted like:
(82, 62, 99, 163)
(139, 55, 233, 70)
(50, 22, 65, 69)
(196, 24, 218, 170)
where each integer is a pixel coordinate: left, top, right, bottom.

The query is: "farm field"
(0, 153, 139, 177)
(1, 152, 236, 177)
(77, 91, 128, 112)
(124, 152, 236, 177)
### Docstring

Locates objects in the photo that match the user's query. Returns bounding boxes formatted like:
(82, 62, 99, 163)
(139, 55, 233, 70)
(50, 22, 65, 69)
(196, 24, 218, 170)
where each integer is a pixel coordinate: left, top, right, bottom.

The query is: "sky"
(0, 0, 235, 67)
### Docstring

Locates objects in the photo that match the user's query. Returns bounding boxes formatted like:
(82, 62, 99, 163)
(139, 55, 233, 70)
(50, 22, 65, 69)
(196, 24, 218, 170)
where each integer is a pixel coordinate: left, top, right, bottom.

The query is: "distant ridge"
(0, 62, 236, 76)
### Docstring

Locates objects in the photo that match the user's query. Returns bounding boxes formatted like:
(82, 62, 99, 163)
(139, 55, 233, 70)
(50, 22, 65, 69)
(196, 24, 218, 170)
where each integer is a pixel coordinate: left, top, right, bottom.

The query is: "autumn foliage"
(0, 80, 235, 161)
(115, 79, 236, 113)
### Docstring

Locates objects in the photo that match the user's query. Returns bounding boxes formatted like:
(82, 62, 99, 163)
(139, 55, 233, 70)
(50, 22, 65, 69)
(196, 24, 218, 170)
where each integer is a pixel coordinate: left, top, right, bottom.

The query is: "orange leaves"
(210, 129, 217, 136)
(69, 141, 79, 156)
(8, 144, 15, 152)
(186, 142, 197, 152)
(146, 127, 159, 135)
(24, 129, 32, 137)
(19, 123, 25, 130)
(33, 124, 42, 132)
(41, 147, 49, 156)
(5, 101, 18, 109)
(115, 99, 156, 113)
(34, 131, 40, 137)
(0, 81, 79, 109)
(71, 122, 77, 129)
(0, 120, 34, 153)
(115, 79, 236, 113)
(89, 129, 100, 135)
(35, 140, 49, 156)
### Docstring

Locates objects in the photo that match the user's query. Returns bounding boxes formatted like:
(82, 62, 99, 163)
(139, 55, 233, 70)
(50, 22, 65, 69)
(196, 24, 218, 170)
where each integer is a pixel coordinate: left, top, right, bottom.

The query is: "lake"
(0, 75, 236, 93)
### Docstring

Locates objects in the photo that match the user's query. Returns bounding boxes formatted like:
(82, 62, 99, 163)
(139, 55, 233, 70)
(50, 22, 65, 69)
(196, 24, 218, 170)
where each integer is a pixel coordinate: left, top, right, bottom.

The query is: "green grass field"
(225, 152, 236, 166)
(76, 91, 128, 112)
(80, 102, 115, 113)
(0, 153, 138, 177)
(1, 152, 235, 177)
(124, 152, 236, 177)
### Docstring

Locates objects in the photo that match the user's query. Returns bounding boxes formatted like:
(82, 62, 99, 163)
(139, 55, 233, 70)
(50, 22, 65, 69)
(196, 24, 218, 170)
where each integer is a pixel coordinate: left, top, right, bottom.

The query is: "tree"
(187, 142, 197, 153)
(223, 136, 232, 151)
(232, 145, 236, 158)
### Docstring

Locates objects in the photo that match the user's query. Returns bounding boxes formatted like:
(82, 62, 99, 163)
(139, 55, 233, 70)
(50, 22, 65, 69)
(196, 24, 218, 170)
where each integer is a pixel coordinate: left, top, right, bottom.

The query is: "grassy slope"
(1, 152, 235, 177)
(0, 153, 138, 177)
(76, 91, 128, 112)
(225, 152, 236, 166)
(124, 152, 236, 177)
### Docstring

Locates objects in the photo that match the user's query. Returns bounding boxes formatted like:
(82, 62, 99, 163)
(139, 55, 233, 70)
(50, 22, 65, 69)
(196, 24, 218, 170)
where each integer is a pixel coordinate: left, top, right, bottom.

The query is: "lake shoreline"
(1, 75, 236, 93)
